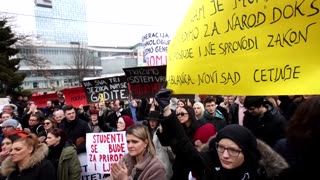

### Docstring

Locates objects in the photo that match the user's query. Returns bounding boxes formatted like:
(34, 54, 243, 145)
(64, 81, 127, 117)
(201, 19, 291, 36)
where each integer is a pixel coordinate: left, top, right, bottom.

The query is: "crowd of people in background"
(0, 92, 318, 179)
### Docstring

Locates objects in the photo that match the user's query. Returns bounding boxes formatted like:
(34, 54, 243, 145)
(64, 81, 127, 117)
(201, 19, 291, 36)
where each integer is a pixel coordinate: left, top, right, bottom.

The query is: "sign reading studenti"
(167, 0, 320, 95)
(86, 132, 128, 174)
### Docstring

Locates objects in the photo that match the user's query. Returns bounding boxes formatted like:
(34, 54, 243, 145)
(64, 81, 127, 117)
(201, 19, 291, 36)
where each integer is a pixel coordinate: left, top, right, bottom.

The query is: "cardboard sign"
(86, 132, 128, 174)
(30, 93, 58, 108)
(82, 76, 129, 104)
(123, 65, 167, 98)
(167, 0, 320, 95)
(142, 33, 170, 66)
(62, 87, 87, 107)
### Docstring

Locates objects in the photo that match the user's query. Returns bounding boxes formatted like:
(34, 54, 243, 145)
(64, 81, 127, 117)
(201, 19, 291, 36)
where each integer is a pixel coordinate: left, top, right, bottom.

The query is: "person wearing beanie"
(116, 115, 134, 131)
(243, 96, 287, 147)
(159, 109, 289, 180)
(1, 119, 27, 138)
(192, 123, 216, 152)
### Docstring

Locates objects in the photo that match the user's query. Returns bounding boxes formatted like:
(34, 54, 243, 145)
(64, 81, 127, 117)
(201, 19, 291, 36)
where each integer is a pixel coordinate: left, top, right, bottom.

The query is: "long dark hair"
(287, 96, 320, 150)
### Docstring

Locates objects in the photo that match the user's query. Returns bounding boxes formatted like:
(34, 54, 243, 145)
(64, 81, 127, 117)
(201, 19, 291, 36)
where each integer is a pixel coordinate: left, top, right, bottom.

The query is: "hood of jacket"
(200, 138, 288, 178)
(257, 139, 288, 178)
(1, 143, 49, 176)
(203, 109, 225, 121)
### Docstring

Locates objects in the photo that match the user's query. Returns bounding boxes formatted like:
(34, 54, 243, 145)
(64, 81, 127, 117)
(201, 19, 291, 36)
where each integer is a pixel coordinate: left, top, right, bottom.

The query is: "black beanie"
(243, 96, 265, 108)
(215, 124, 260, 163)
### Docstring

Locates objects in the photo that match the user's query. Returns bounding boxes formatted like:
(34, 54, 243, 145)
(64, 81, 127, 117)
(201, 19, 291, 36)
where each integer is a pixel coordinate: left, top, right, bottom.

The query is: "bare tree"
(69, 43, 96, 83)
(16, 34, 52, 80)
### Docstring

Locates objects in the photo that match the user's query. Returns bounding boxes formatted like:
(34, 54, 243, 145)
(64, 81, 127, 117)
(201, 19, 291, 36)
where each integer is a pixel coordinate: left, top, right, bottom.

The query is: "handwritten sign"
(167, 0, 320, 95)
(86, 132, 128, 174)
(123, 65, 166, 98)
(62, 87, 87, 107)
(142, 33, 170, 66)
(79, 153, 109, 180)
(30, 93, 58, 108)
(82, 76, 129, 104)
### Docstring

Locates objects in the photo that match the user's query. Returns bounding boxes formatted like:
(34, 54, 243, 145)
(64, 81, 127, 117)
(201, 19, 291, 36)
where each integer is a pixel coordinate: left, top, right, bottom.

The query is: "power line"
(0, 11, 162, 27)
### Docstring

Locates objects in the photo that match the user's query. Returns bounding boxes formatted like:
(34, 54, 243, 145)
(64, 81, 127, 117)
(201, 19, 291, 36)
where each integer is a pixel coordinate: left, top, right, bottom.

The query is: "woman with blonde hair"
(193, 102, 205, 120)
(1, 134, 56, 180)
(108, 124, 166, 180)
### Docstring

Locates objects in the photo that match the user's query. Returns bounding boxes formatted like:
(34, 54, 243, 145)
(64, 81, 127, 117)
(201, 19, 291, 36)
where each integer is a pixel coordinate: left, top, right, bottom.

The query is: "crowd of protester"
(0, 92, 318, 179)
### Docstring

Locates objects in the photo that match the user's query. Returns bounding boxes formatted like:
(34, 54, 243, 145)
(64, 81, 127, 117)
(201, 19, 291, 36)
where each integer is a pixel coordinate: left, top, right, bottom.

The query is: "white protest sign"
(79, 153, 108, 180)
(142, 32, 170, 66)
(86, 132, 128, 174)
(0, 98, 9, 113)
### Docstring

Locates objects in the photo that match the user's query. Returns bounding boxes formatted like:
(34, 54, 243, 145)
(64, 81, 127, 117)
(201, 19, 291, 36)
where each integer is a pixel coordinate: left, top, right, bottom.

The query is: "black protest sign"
(123, 65, 166, 99)
(82, 76, 129, 104)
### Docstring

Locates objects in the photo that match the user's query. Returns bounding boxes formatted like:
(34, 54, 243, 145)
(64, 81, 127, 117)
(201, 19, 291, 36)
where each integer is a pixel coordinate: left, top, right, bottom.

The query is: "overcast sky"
(0, 0, 192, 46)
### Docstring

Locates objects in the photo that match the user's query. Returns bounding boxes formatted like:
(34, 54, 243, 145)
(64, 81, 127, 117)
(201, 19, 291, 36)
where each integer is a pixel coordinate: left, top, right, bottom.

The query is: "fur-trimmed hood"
(257, 139, 288, 178)
(200, 138, 288, 178)
(1, 143, 49, 176)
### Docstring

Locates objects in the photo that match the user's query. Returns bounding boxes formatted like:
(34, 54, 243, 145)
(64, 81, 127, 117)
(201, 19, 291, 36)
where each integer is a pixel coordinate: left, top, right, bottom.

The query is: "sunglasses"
(176, 112, 188, 117)
(44, 122, 51, 125)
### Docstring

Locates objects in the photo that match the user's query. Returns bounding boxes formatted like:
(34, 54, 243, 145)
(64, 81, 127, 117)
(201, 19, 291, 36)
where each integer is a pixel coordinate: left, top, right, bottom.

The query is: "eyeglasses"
(44, 122, 51, 125)
(216, 143, 242, 157)
(1, 126, 14, 129)
(176, 112, 188, 117)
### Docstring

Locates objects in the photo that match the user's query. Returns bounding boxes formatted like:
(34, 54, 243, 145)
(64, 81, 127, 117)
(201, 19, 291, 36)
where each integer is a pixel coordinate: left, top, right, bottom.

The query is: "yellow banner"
(167, 0, 320, 95)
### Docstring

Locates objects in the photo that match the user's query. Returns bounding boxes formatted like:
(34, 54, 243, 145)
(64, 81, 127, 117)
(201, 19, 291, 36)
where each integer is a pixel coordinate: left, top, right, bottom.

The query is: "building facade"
(18, 44, 140, 90)
(34, 0, 88, 44)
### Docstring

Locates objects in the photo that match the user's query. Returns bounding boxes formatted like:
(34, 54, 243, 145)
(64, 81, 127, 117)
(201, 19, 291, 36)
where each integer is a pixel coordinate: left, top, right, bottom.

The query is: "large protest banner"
(167, 0, 320, 95)
(82, 76, 129, 104)
(86, 132, 128, 174)
(142, 33, 170, 66)
(30, 93, 58, 108)
(62, 87, 87, 107)
(123, 65, 166, 99)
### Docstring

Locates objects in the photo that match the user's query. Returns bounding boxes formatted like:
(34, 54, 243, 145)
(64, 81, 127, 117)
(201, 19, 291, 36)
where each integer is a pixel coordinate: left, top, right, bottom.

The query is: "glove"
(155, 88, 173, 112)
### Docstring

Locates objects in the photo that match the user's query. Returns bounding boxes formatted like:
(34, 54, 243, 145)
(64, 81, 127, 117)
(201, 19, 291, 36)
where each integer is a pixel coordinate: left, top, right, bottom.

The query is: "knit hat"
(2, 119, 19, 129)
(121, 115, 135, 130)
(215, 124, 260, 163)
(244, 96, 265, 108)
(192, 123, 216, 143)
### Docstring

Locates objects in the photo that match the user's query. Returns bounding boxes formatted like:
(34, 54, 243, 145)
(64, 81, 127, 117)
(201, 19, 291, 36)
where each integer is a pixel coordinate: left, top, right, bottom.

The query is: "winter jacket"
(160, 110, 288, 180)
(57, 144, 81, 180)
(199, 110, 227, 132)
(152, 125, 173, 180)
(243, 104, 287, 147)
(1, 143, 56, 180)
(59, 118, 90, 153)
(106, 153, 166, 180)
